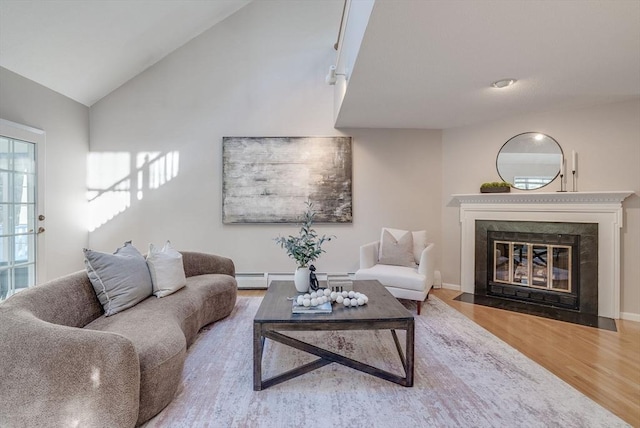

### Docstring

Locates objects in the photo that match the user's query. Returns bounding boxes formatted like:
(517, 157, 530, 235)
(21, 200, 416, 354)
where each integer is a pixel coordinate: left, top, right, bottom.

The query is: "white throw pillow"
(146, 241, 187, 298)
(380, 228, 428, 265)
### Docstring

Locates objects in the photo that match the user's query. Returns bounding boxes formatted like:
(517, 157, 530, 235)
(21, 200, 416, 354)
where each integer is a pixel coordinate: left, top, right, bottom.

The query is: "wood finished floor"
(238, 288, 640, 426)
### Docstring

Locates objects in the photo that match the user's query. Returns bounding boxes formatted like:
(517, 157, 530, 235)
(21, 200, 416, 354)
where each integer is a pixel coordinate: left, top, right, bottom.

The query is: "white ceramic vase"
(294, 266, 310, 293)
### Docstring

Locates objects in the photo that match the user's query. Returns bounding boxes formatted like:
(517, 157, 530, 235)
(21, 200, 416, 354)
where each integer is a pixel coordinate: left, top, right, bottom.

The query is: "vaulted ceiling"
(1, 0, 638, 129)
(0, 0, 250, 106)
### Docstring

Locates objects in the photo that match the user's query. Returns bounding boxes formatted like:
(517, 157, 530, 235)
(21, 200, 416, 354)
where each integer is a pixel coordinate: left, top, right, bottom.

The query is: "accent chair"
(354, 228, 435, 314)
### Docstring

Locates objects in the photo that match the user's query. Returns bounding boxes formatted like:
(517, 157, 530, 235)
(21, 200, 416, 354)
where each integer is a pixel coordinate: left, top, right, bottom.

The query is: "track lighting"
(325, 65, 348, 85)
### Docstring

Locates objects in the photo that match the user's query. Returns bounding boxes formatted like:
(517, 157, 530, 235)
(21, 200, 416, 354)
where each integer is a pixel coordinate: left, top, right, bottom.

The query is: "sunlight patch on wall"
(135, 151, 180, 200)
(87, 152, 131, 232)
(87, 151, 180, 231)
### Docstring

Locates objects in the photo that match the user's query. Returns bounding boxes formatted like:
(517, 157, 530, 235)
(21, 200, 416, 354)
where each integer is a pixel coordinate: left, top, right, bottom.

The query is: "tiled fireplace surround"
(453, 191, 633, 319)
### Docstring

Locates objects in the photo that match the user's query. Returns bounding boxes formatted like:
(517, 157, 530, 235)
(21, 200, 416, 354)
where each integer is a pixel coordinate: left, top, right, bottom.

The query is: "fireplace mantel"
(452, 190, 635, 319)
(452, 191, 633, 205)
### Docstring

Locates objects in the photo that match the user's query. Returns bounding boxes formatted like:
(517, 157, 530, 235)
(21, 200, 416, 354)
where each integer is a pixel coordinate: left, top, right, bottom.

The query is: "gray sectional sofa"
(0, 251, 237, 427)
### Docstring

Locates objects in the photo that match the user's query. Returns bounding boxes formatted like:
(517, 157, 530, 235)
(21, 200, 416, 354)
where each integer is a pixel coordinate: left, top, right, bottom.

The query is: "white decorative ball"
(336, 295, 344, 304)
(303, 293, 310, 299)
(348, 291, 355, 298)
(311, 298, 318, 306)
(342, 291, 349, 298)
(330, 291, 338, 301)
(310, 292, 317, 299)
(303, 298, 311, 307)
(343, 298, 351, 306)
(324, 288, 331, 296)
(357, 297, 365, 306)
(297, 296, 304, 305)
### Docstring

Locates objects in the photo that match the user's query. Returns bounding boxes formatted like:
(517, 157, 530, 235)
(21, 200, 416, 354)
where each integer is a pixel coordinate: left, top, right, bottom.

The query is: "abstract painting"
(222, 136, 352, 223)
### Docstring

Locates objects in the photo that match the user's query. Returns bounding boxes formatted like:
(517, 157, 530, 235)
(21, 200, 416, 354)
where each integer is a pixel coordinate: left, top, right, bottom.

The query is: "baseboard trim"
(620, 311, 640, 322)
(441, 283, 461, 291)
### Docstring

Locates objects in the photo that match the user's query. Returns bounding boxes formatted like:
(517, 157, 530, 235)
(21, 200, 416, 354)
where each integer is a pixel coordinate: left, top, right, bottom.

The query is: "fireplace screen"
(494, 241, 572, 292)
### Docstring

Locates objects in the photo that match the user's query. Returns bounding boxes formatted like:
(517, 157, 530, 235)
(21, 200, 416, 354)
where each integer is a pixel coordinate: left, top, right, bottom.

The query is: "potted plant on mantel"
(274, 200, 334, 292)
(480, 181, 512, 193)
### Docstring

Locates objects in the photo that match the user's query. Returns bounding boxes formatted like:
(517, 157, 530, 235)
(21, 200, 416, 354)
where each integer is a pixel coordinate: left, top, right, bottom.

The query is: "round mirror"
(497, 132, 563, 190)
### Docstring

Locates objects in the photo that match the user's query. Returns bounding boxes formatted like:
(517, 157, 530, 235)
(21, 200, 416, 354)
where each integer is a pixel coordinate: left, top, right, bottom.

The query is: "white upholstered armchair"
(354, 228, 435, 315)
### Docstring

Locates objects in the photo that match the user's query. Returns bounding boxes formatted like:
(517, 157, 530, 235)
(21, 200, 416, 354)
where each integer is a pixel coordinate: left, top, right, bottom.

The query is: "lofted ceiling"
(337, 0, 640, 129)
(0, 0, 251, 106)
(1, 0, 639, 129)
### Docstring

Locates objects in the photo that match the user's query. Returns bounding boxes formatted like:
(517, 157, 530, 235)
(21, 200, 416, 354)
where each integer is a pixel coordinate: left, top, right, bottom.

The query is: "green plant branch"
(481, 181, 512, 188)
(274, 200, 335, 267)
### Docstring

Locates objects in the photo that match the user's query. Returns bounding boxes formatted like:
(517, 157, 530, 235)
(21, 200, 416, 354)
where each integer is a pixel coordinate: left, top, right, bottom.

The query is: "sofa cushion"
(147, 241, 187, 298)
(84, 241, 153, 316)
(84, 305, 186, 426)
(144, 274, 237, 347)
(378, 229, 416, 267)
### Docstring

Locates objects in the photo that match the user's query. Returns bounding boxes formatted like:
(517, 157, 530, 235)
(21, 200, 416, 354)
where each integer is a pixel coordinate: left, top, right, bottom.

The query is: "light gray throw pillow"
(378, 229, 417, 267)
(84, 241, 153, 316)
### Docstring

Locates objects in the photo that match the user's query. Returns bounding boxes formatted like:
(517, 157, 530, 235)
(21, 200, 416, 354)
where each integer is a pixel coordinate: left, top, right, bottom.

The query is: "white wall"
(441, 99, 640, 317)
(88, 1, 442, 275)
(0, 67, 90, 281)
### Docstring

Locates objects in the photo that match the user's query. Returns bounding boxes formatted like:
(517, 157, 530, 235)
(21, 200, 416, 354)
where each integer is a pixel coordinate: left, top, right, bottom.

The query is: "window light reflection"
(87, 151, 180, 231)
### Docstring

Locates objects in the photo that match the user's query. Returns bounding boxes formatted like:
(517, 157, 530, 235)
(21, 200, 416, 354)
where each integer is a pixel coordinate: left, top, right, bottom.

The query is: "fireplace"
(475, 221, 597, 316)
(452, 191, 633, 323)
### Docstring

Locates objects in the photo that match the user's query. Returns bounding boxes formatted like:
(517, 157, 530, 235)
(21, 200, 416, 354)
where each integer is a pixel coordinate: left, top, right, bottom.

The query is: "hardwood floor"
(239, 288, 640, 426)
(432, 288, 640, 427)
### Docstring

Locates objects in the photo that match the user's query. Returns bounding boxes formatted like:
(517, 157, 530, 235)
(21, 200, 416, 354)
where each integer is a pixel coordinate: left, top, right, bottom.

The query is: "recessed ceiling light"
(491, 78, 517, 89)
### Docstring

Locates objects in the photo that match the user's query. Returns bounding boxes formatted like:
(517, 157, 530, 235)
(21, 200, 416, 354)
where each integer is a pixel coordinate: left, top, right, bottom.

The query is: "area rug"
(142, 296, 628, 428)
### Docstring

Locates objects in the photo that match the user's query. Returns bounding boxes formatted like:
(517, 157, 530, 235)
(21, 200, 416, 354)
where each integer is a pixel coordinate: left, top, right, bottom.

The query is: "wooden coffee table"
(253, 280, 414, 390)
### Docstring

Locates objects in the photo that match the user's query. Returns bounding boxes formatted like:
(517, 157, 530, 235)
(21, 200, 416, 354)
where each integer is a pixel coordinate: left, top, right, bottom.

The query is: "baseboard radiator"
(235, 272, 355, 289)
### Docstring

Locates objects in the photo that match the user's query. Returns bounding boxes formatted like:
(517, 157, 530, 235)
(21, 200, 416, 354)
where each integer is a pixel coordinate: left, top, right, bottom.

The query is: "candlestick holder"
(572, 170, 577, 192)
(557, 173, 566, 192)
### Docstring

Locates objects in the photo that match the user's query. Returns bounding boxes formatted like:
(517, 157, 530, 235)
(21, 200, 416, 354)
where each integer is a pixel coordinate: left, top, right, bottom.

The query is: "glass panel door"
(0, 136, 37, 300)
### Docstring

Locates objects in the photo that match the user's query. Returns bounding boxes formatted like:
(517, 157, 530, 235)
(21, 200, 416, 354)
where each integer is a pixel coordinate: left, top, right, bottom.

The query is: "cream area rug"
(143, 296, 628, 428)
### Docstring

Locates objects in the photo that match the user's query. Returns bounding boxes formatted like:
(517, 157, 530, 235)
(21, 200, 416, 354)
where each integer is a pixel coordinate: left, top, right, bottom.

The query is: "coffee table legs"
(253, 323, 264, 391)
(253, 321, 414, 391)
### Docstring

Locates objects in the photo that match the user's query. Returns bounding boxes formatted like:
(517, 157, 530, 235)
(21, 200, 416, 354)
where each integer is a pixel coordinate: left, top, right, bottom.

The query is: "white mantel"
(452, 191, 635, 319)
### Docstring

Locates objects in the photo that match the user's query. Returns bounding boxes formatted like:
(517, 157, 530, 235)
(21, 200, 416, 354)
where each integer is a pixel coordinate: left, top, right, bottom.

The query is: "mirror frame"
(496, 132, 563, 191)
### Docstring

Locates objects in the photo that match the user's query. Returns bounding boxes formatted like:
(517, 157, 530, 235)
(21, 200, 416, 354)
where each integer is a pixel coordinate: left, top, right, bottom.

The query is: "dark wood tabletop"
(254, 280, 414, 324)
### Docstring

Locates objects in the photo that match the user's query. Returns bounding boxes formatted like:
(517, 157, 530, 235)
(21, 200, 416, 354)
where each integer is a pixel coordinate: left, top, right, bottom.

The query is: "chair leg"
(416, 300, 421, 315)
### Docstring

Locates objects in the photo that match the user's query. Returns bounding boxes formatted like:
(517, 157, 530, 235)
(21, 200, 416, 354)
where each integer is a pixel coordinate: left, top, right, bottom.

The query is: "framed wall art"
(222, 136, 352, 223)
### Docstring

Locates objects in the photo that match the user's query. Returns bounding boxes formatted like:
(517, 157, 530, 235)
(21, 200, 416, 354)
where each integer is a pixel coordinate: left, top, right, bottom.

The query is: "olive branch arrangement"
(274, 200, 334, 268)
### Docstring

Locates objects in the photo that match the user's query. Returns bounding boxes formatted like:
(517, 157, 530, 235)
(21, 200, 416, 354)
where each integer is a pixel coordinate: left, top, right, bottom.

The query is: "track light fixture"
(325, 65, 348, 85)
